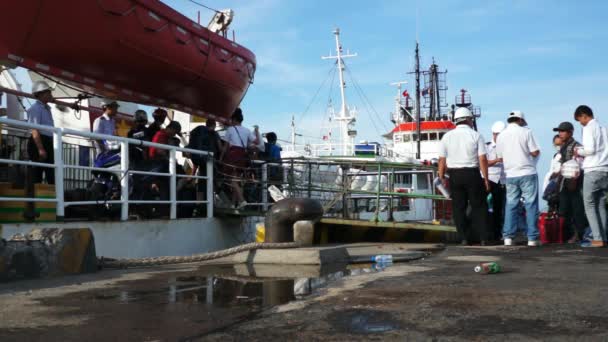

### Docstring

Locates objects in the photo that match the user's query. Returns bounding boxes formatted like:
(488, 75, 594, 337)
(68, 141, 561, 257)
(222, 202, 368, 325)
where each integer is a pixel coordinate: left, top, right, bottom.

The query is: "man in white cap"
(486, 121, 506, 241)
(495, 110, 541, 246)
(438, 107, 490, 245)
(92, 99, 119, 155)
(27, 80, 55, 184)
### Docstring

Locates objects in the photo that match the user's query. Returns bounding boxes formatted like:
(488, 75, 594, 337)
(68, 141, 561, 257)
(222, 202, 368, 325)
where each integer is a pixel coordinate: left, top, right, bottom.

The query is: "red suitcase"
(538, 212, 565, 244)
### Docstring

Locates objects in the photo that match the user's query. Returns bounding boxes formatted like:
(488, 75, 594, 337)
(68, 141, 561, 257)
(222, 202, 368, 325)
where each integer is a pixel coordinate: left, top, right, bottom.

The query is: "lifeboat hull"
(0, 0, 256, 121)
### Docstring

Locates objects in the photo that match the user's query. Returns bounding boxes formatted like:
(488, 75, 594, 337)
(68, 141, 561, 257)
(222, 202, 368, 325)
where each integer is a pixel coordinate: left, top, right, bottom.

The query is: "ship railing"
(282, 142, 417, 161)
(0, 117, 213, 221)
(228, 158, 452, 224)
(282, 143, 374, 157)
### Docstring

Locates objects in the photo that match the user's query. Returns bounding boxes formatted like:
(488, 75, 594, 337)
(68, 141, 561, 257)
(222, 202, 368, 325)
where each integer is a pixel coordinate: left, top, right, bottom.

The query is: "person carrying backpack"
(187, 119, 224, 211)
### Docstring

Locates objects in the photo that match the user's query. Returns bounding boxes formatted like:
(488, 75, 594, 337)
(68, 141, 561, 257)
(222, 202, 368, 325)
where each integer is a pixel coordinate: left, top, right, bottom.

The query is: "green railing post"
(307, 163, 312, 198)
(373, 163, 382, 223)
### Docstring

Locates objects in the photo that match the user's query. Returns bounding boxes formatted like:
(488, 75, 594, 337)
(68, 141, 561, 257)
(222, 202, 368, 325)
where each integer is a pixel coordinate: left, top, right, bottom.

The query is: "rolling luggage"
(538, 212, 565, 244)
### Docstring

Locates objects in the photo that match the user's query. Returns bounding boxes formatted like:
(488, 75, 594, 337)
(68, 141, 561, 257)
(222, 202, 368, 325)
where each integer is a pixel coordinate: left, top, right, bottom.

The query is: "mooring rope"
(98, 241, 300, 269)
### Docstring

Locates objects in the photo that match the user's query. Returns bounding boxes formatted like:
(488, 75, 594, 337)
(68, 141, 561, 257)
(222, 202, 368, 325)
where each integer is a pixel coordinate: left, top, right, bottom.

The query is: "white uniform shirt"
(93, 113, 116, 136)
(580, 119, 608, 172)
(223, 125, 256, 148)
(486, 140, 505, 184)
(438, 125, 487, 168)
(495, 123, 540, 178)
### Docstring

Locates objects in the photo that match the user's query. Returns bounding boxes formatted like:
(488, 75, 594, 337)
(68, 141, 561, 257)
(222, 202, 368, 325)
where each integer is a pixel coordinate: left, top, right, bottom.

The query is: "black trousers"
(27, 135, 55, 184)
(559, 187, 588, 239)
(449, 168, 489, 242)
(489, 181, 506, 240)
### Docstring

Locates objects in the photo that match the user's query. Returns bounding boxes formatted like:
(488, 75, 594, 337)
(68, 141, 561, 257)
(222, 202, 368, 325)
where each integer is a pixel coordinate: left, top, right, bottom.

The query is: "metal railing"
(282, 142, 406, 159)
(0, 117, 213, 221)
(228, 157, 451, 224)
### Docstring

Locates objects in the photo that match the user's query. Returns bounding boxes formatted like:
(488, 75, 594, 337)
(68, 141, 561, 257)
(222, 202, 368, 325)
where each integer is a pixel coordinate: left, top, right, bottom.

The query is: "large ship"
(0, 7, 460, 261)
(281, 31, 485, 226)
(0, 1, 259, 259)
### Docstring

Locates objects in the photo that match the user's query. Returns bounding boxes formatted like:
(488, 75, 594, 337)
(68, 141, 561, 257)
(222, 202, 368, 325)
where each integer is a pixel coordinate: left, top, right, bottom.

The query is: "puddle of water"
(328, 308, 401, 334)
(13, 262, 396, 341)
(90, 262, 389, 308)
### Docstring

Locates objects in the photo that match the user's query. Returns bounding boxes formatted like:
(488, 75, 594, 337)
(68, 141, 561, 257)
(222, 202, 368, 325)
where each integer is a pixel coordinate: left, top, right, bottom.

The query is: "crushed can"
(474, 262, 501, 274)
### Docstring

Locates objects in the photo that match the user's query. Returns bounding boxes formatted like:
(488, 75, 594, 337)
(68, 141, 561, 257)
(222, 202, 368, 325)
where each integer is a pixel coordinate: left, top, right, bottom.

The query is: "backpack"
(542, 178, 560, 204)
(187, 126, 211, 166)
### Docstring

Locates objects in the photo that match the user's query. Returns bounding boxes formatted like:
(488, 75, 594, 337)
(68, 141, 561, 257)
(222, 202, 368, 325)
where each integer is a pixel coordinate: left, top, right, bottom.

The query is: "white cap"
(508, 110, 525, 121)
(454, 107, 473, 122)
(491, 121, 506, 133)
(32, 80, 52, 94)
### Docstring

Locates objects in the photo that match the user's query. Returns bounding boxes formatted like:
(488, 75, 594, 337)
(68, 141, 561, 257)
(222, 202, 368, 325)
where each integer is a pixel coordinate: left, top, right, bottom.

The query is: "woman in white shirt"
(222, 108, 258, 209)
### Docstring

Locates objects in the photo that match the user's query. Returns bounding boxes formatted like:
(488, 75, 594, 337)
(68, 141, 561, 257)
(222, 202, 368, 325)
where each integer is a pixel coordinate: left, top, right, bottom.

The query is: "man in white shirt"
(574, 105, 608, 247)
(438, 107, 490, 245)
(495, 111, 541, 246)
(26, 81, 56, 184)
(486, 121, 506, 241)
(92, 100, 118, 155)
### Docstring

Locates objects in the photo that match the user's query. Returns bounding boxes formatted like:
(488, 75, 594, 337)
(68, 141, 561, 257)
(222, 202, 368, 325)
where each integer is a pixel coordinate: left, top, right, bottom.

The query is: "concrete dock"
(1, 243, 607, 341)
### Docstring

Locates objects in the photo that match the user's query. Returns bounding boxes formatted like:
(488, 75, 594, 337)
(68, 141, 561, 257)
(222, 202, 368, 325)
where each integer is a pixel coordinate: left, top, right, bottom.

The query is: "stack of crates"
(0, 183, 57, 223)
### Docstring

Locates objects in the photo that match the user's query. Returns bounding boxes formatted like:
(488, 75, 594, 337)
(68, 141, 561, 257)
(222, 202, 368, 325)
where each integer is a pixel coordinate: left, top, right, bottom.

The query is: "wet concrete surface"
(203, 245, 608, 341)
(1, 244, 608, 341)
(0, 262, 387, 341)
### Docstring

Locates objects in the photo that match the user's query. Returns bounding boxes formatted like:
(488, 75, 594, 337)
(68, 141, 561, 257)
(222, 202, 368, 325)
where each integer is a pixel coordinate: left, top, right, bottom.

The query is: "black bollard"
(264, 198, 323, 243)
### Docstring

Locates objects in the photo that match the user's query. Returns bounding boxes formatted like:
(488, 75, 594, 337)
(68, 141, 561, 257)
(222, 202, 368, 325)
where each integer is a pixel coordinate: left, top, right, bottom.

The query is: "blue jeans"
(582, 171, 608, 241)
(503, 174, 539, 240)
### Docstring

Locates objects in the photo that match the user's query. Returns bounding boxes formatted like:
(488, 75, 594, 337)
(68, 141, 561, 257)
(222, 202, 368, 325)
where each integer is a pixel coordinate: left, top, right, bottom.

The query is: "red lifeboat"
(0, 0, 256, 122)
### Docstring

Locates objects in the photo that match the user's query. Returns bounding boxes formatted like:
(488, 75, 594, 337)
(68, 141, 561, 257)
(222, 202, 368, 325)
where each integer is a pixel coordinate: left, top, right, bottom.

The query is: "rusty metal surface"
(0, 228, 96, 280)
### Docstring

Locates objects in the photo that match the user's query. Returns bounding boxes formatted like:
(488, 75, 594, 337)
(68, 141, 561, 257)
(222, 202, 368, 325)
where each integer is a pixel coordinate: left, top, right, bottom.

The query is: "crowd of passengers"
(438, 105, 608, 248)
(23, 80, 282, 218)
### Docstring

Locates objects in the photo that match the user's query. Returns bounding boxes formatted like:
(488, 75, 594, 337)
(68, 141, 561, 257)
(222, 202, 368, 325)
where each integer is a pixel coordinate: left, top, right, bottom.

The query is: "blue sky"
(165, 0, 608, 186)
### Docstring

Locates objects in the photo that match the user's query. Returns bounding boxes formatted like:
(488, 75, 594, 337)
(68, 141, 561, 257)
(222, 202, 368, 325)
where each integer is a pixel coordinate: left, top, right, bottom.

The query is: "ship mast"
(291, 114, 296, 147)
(414, 42, 421, 159)
(322, 28, 357, 156)
(390, 81, 408, 124)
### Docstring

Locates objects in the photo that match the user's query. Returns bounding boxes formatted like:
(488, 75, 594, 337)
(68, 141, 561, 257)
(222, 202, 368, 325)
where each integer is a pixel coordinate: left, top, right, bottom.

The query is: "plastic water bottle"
(474, 262, 501, 274)
(373, 261, 393, 271)
(487, 193, 494, 213)
(372, 254, 393, 263)
(433, 177, 451, 199)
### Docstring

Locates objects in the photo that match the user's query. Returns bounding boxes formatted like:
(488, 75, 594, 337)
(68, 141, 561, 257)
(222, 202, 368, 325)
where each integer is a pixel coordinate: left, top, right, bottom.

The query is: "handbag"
(542, 178, 559, 203)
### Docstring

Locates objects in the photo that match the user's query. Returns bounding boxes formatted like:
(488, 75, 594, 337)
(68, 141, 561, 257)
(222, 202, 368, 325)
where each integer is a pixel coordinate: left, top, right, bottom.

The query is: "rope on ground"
(98, 241, 300, 269)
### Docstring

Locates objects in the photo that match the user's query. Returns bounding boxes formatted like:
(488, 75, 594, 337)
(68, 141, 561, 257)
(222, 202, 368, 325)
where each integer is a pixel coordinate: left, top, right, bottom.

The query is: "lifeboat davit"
(0, 0, 256, 122)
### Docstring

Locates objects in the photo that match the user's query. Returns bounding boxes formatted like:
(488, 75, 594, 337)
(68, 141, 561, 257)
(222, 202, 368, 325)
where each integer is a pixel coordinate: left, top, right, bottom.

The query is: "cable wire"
(296, 62, 337, 126)
(186, 0, 221, 13)
(343, 66, 384, 137)
(344, 64, 390, 133)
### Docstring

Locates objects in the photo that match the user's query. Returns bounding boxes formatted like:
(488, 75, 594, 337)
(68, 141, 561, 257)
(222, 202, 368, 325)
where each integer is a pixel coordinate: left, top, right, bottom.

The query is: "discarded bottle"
(474, 262, 501, 274)
(373, 260, 393, 271)
(372, 254, 393, 263)
(433, 177, 451, 199)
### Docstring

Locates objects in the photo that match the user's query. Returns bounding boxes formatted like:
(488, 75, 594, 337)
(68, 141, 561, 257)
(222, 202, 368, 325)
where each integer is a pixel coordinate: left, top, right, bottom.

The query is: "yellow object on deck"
(255, 222, 265, 243)
(0, 183, 57, 223)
